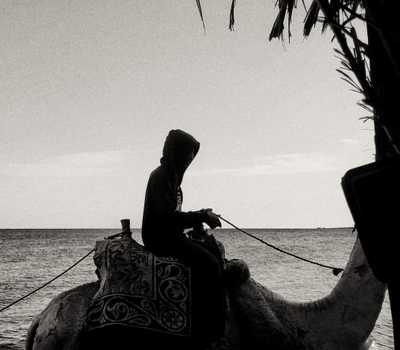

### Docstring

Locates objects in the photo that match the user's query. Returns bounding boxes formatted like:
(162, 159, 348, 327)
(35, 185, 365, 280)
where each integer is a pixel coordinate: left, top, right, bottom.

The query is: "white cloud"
(248, 153, 339, 175)
(339, 138, 361, 146)
(2, 151, 342, 179)
(0, 150, 130, 177)
(192, 152, 340, 176)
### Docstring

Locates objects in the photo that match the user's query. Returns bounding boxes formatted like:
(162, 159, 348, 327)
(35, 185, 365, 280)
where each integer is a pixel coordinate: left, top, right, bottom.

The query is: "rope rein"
(217, 215, 344, 276)
(0, 248, 95, 313)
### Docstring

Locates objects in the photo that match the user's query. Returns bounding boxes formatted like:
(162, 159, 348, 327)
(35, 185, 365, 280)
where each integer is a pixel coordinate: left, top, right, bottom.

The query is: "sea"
(0, 228, 394, 349)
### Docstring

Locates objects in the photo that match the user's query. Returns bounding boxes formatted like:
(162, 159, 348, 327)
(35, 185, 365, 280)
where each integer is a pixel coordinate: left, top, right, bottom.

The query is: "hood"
(160, 129, 200, 186)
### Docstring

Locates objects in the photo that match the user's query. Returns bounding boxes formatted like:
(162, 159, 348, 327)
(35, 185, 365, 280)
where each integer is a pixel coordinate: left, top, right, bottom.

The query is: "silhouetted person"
(142, 129, 225, 346)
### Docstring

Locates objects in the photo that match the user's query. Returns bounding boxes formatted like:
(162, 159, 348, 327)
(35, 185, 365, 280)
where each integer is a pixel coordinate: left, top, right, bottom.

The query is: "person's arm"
(174, 209, 221, 230)
(149, 172, 220, 233)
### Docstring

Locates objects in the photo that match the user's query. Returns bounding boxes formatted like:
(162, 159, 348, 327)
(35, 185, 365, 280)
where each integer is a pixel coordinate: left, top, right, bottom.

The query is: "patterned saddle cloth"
(85, 236, 192, 337)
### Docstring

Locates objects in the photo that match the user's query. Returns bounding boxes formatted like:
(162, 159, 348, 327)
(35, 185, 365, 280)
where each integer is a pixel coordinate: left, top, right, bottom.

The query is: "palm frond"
(301, 0, 308, 12)
(304, 0, 320, 37)
(337, 69, 362, 92)
(359, 115, 374, 123)
(229, 0, 237, 31)
(269, 4, 287, 40)
(341, 3, 366, 23)
(286, 0, 296, 40)
(358, 102, 373, 114)
(196, 0, 206, 32)
(269, 0, 297, 41)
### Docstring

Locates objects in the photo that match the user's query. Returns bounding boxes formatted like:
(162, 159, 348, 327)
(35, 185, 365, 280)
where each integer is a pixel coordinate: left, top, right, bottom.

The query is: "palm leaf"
(269, 0, 297, 41)
(229, 0, 237, 31)
(196, 0, 206, 32)
(269, 4, 287, 40)
(304, 0, 320, 36)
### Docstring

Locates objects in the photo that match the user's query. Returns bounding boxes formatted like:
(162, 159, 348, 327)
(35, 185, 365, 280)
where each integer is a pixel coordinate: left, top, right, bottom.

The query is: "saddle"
(85, 235, 192, 337)
(82, 231, 248, 350)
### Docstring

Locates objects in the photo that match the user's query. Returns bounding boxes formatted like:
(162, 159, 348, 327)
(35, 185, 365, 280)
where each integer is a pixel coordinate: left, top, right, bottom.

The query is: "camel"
(25, 235, 386, 350)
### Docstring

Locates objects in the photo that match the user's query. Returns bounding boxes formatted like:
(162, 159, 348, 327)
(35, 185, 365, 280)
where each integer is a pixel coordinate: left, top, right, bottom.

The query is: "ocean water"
(0, 228, 394, 349)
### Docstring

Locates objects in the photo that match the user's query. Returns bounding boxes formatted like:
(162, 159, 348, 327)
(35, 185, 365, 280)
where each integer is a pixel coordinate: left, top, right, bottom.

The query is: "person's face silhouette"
(182, 150, 195, 170)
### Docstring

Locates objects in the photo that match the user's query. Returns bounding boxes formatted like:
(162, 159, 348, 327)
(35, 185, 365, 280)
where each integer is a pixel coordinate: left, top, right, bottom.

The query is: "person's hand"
(202, 208, 221, 229)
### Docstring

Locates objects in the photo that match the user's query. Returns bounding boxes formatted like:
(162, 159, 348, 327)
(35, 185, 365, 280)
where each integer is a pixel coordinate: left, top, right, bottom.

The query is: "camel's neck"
(331, 236, 385, 298)
(269, 237, 387, 349)
(325, 237, 386, 340)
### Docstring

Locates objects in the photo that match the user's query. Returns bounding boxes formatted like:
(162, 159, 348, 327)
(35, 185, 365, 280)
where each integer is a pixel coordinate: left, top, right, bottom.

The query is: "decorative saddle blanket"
(85, 236, 192, 337)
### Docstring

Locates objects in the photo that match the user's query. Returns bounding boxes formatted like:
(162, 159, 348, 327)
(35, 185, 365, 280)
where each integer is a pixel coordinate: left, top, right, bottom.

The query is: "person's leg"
(196, 234, 226, 270)
(170, 236, 226, 343)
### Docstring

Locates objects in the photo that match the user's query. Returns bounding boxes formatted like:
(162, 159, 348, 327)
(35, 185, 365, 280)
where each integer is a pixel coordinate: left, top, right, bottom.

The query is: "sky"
(0, 0, 375, 228)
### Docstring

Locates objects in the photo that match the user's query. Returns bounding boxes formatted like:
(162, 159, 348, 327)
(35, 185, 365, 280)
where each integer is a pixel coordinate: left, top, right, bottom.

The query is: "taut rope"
(217, 214, 344, 276)
(0, 248, 95, 313)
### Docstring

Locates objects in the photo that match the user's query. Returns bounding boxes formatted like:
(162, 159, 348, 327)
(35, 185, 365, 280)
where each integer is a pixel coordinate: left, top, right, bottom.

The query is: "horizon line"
(0, 226, 354, 230)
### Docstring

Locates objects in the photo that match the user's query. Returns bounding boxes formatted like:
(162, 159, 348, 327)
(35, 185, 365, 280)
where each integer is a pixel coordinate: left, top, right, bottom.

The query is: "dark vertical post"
(120, 218, 132, 238)
(365, 2, 400, 348)
(365, 0, 400, 160)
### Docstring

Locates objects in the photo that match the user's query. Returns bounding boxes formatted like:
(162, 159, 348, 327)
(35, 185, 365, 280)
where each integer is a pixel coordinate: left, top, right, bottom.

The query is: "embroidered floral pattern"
(85, 236, 191, 336)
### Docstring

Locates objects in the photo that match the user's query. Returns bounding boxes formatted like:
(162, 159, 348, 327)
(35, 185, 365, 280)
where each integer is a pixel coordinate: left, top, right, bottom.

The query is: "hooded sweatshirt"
(141, 129, 205, 251)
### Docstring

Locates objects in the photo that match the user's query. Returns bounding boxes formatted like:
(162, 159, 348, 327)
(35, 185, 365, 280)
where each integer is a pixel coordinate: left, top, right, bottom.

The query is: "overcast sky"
(0, 0, 374, 228)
